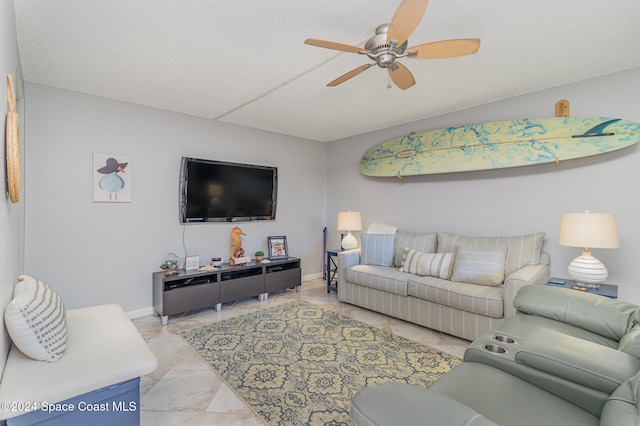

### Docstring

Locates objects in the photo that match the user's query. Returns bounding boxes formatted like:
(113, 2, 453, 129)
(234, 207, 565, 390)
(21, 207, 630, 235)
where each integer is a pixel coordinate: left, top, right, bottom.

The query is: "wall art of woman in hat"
(96, 156, 129, 202)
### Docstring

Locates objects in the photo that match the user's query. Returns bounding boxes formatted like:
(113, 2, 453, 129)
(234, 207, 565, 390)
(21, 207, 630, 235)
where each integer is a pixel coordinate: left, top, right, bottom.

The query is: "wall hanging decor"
(5, 74, 20, 203)
(360, 116, 640, 178)
(93, 154, 131, 202)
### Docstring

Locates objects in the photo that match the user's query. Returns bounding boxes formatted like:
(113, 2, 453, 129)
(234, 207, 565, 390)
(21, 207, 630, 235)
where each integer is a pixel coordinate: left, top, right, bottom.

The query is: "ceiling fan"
(304, 0, 480, 90)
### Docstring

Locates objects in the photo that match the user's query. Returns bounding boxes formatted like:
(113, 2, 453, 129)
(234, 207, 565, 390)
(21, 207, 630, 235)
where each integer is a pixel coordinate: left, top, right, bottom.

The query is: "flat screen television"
(179, 157, 277, 223)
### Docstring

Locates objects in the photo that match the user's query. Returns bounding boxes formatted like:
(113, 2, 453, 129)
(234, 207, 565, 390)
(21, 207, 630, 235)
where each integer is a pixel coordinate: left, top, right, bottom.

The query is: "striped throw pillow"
(360, 233, 395, 266)
(400, 249, 455, 279)
(451, 246, 507, 286)
(4, 275, 68, 362)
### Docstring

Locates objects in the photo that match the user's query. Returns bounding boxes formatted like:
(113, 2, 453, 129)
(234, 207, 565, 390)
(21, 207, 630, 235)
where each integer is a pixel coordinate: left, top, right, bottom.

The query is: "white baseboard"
(126, 306, 155, 319)
(303, 272, 323, 281)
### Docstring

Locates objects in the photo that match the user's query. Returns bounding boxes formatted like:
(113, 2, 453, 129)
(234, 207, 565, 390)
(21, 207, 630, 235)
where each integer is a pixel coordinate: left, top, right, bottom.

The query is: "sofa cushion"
(451, 246, 507, 286)
(360, 233, 395, 266)
(399, 249, 455, 279)
(437, 232, 545, 277)
(407, 276, 504, 318)
(346, 265, 409, 296)
(393, 231, 438, 267)
(4, 275, 67, 362)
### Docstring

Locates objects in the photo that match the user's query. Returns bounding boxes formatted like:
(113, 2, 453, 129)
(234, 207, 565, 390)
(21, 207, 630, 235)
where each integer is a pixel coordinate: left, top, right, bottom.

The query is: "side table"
(546, 277, 618, 299)
(326, 249, 341, 293)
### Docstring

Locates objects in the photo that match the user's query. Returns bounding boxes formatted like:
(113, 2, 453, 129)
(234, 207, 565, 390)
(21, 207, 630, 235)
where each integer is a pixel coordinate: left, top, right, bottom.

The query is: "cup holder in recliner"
(482, 344, 507, 354)
(492, 335, 516, 344)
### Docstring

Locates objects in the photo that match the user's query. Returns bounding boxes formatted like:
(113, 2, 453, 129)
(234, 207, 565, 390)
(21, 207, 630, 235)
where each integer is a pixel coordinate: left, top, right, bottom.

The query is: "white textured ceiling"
(14, 0, 640, 142)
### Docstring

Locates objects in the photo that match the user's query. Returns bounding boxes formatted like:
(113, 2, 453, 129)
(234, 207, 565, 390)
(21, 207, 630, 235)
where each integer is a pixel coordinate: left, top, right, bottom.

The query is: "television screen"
(180, 157, 277, 223)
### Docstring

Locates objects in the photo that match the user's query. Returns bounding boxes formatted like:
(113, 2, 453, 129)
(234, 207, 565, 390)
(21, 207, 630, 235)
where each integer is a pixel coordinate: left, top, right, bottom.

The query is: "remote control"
(548, 278, 566, 285)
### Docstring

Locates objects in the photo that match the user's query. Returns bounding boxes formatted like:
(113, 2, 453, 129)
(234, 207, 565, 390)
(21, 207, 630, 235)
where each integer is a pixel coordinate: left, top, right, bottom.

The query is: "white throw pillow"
(400, 249, 455, 279)
(451, 246, 508, 286)
(4, 275, 68, 362)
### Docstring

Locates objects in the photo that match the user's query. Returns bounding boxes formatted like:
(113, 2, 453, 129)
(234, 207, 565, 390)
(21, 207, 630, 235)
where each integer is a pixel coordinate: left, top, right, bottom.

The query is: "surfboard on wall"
(359, 117, 640, 177)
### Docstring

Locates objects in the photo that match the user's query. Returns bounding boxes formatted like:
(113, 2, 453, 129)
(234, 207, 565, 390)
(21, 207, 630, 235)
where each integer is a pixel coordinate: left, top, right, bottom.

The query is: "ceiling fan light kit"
(304, 0, 480, 90)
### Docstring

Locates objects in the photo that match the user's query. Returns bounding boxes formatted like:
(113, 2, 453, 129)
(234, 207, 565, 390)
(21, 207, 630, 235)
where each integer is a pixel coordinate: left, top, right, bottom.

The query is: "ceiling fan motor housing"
(364, 25, 408, 68)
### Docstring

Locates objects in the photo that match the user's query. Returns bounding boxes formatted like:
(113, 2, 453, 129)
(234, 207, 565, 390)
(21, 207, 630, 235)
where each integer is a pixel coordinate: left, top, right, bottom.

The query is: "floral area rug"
(180, 300, 461, 425)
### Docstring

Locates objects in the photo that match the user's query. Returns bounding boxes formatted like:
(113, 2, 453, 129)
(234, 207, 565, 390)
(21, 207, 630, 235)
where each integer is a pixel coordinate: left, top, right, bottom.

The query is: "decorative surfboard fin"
(575, 119, 621, 138)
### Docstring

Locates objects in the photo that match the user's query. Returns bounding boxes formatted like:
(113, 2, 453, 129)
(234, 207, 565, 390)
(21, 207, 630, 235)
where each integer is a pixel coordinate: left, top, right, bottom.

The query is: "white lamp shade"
(558, 212, 619, 249)
(337, 211, 362, 232)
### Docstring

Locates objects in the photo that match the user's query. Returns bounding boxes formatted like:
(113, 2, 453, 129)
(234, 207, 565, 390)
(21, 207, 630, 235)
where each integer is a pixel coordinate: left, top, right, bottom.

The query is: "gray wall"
(23, 83, 326, 314)
(327, 66, 640, 305)
(17, 59, 640, 312)
(1, 0, 25, 368)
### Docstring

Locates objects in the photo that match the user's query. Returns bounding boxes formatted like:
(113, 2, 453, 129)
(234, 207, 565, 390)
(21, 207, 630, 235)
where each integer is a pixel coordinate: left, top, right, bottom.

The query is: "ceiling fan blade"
(304, 38, 370, 54)
(387, 0, 429, 46)
(388, 62, 416, 90)
(327, 64, 374, 87)
(408, 38, 481, 59)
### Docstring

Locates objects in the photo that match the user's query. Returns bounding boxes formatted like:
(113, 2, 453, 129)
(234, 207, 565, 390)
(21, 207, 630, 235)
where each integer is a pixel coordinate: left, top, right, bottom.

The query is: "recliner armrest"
(350, 382, 498, 426)
(516, 331, 640, 394)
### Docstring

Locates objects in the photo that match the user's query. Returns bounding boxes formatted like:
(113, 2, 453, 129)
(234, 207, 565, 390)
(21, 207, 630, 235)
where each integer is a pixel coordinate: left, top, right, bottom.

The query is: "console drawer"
(265, 268, 301, 292)
(162, 282, 219, 316)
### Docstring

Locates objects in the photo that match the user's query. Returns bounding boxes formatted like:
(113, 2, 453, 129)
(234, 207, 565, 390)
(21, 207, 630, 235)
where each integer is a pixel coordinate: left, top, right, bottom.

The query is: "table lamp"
(337, 211, 362, 250)
(558, 212, 619, 288)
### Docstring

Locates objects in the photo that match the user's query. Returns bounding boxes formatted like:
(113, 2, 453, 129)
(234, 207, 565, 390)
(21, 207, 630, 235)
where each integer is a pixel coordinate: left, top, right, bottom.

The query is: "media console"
(152, 257, 301, 325)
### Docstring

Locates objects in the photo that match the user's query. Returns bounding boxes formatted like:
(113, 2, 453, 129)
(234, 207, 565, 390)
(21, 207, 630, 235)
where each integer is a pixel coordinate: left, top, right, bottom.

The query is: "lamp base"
(341, 232, 358, 250)
(567, 251, 608, 289)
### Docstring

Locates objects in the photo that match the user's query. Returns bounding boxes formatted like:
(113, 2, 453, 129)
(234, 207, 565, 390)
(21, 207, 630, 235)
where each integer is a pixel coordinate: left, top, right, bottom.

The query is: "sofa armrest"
(337, 249, 360, 291)
(514, 285, 639, 341)
(503, 259, 550, 318)
(337, 249, 360, 271)
(351, 382, 498, 426)
(516, 331, 640, 394)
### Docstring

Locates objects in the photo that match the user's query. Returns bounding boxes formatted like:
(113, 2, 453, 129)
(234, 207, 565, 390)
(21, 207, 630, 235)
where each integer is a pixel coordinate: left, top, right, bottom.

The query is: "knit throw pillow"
(4, 275, 68, 362)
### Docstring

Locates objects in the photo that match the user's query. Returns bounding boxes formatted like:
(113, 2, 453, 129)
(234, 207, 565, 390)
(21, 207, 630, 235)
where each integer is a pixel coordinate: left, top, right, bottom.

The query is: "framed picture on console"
(267, 236, 288, 260)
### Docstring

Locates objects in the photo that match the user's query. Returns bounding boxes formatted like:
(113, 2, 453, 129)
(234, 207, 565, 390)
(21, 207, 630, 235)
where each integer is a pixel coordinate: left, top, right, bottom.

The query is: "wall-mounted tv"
(179, 157, 277, 223)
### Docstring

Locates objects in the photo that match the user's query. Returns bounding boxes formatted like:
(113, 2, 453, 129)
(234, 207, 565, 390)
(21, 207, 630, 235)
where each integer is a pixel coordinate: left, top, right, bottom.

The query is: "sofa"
(337, 228, 550, 340)
(0, 275, 157, 425)
(350, 284, 640, 425)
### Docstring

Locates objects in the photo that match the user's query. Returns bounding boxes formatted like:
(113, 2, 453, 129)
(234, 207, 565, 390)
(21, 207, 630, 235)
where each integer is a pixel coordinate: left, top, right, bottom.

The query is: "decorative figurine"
(160, 252, 181, 276)
(229, 226, 246, 266)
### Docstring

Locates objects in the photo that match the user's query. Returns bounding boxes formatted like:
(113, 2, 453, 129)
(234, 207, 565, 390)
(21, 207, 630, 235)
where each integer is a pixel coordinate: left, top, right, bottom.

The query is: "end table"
(546, 277, 618, 299)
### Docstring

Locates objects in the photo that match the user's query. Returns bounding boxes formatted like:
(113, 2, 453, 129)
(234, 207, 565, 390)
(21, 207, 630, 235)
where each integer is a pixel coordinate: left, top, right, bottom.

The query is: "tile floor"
(133, 278, 471, 425)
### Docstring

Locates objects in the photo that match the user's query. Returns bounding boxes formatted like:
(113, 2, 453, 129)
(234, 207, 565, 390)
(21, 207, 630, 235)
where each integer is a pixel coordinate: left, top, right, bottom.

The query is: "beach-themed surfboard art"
(359, 117, 640, 177)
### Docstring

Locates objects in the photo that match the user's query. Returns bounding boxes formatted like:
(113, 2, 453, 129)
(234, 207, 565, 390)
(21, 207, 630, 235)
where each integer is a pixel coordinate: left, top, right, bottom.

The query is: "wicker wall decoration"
(5, 74, 20, 203)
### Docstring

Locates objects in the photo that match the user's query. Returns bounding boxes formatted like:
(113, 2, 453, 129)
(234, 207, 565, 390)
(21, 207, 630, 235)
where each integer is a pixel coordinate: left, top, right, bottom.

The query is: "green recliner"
(350, 285, 640, 425)
(350, 362, 640, 426)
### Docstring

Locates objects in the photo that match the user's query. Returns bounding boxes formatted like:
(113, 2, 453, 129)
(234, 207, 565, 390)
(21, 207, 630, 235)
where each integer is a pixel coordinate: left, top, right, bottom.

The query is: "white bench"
(0, 304, 157, 425)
